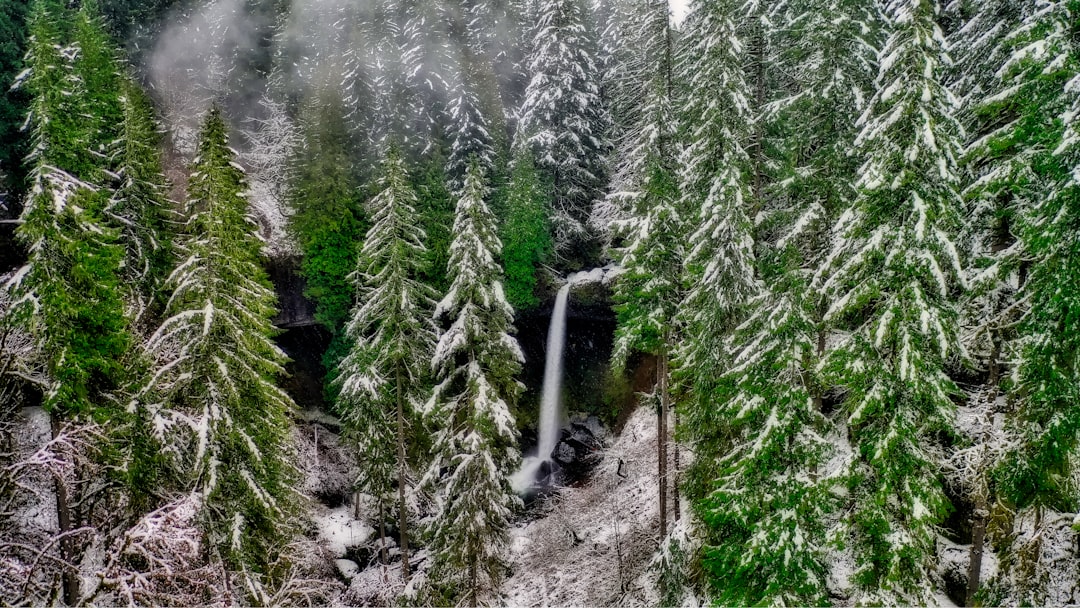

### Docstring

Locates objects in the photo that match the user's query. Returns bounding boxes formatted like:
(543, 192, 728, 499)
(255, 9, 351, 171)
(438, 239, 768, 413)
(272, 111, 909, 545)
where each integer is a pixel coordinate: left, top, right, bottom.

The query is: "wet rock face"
(267, 255, 317, 329)
(276, 324, 332, 410)
(551, 415, 607, 483)
(515, 286, 617, 425)
(0, 224, 24, 274)
(519, 414, 609, 508)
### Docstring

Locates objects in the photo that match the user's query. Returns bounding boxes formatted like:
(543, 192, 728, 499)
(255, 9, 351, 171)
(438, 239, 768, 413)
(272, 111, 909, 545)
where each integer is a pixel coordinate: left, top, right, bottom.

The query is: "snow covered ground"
(504, 405, 668, 607)
(315, 506, 374, 558)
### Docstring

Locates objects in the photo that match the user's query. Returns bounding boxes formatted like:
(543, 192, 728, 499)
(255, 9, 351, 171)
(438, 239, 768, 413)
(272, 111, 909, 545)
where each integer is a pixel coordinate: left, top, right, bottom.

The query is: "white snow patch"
(335, 558, 360, 580)
(566, 264, 623, 287)
(315, 506, 374, 558)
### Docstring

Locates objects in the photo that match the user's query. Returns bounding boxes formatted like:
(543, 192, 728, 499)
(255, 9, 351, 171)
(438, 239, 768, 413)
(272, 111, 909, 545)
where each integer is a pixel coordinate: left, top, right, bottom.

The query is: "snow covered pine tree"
(676, 0, 758, 532)
(336, 148, 435, 581)
(423, 159, 523, 606)
(137, 106, 298, 583)
(816, 0, 967, 602)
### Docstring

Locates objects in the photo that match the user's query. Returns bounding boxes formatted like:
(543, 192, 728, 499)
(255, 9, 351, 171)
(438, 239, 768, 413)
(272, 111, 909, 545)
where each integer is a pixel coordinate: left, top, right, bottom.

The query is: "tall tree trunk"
(378, 502, 388, 566)
(750, 21, 766, 211)
(658, 346, 668, 539)
(50, 416, 79, 606)
(396, 365, 410, 581)
(469, 560, 478, 608)
(967, 335, 1001, 605)
(672, 404, 680, 522)
(966, 503, 987, 606)
(969, 208, 1014, 605)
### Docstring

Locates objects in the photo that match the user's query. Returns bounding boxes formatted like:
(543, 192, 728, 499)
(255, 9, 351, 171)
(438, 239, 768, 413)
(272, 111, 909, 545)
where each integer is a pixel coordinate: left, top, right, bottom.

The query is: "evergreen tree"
(413, 155, 456, 293)
(287, 88, 366, 340)
(767, 0, 881, 269)
(367, 0, 412, 148)
(593, 0, 635, 145)
(69, 0, 123, 177)
(697, 265, 835, 606)
(398, 0, 454, 154)
(423, 159, 522, 606)
(605, 0, 682, 542)
(815, 0, 966, 602)
(952, 2, 1051, 601)
(138, 106, 297, 574)
(336, 148, 435, 581)
(446, 63, 497, 193)
(983, 3, 1080, 604)
(954, 0, 1027, 373)
(688, 1, 883, 603)
(13, 0, 132, 429)
(451, 9, 510, 169)
(5, 2, 134, 600)
(518, 0, 609, 250)
(948, 0, 1026, 104)
(0, 0, 29, 204)
(676, 0, 758, 508)
(109, 78, 174, 328)
(463, 0, 527, 118)
(500, 148, 552, 311)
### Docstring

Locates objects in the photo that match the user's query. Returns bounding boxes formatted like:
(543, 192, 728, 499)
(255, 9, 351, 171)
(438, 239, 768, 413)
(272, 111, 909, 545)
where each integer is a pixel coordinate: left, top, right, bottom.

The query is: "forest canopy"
(1, 0, 1079, 605)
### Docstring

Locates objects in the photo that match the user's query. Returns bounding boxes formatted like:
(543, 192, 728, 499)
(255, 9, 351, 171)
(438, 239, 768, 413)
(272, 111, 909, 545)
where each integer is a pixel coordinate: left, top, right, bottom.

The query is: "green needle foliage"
(288, 89, 366, 338)
(816, 0, 966, 601)
(423, 159, 523, 606)
(0, 0, 29, 200)
(139, 106, 298, 574)
(110, 78, 174, 328)
(10, 0, 132, 422)
(500, 148, 551, 311)
(336, 148, 435, 580)
(987, 0, 1080, 515)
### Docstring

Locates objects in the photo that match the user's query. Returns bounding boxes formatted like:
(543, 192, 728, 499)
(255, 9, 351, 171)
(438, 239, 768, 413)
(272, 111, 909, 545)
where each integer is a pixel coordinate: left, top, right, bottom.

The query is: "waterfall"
(536, 283, 570, 463)
(512, 283, 571, 492)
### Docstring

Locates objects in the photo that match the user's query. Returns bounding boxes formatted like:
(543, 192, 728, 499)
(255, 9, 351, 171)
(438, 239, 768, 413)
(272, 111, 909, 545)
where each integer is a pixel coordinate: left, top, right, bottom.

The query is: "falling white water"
(537, 283, 570, 461)
(512, 283, 571, 492)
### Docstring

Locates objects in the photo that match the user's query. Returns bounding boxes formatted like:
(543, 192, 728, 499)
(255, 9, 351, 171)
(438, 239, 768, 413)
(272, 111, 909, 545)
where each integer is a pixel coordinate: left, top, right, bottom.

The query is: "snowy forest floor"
(301, 403, 675, 606)
(503, 405, 672, 607)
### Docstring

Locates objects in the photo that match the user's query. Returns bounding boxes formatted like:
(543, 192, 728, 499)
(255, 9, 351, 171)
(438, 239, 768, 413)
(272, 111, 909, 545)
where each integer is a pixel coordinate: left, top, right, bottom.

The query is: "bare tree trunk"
(378, 502, 388, 566)
(672, 405, 680, 522)
(396, 366, 410, 581)
(967, 336, 1001, 605)
(469, 560, 478, 608)
(50, 416, 79, 606)
(749, 21, 767, 211)
(966, 505, 987, 606)
(658, 345, 668, 540)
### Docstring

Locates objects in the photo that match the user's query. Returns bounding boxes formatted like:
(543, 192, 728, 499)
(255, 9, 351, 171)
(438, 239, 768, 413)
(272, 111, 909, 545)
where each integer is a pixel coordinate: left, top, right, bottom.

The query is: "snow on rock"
(343, 555, 419, 606)
(13, 407, 57, 537)
(503, 405, 664, 607)
(315, 506, 374, 558)
(335, 558, 360, 580)
(933, 592, 961, 607)
(247, 178, 297, 257)
(566, 264, 622, 287)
